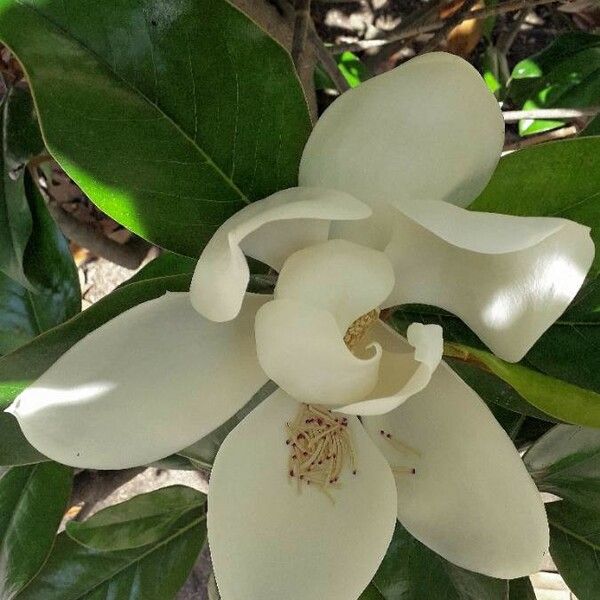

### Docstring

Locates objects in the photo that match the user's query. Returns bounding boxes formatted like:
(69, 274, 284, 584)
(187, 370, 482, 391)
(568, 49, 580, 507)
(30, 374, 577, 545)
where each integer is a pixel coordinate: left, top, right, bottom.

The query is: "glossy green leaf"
(314, 51, 369, 90)
(446, 343, 600, 427)
(482, 45, 509, 99)
(0, 172, 80, 355)
(524, 424, 600, 507)
(509, 33, 600, 136)
(124, 251, 196, 286)
(0, 273, 191, 410)
(548, 501, 600, 600)
(359, 584, 384, 600)
(369, 522, 535, 599)
(0, 462, 72, 599)
(18, 486, 206, 600)
(0, 0, 311, 257)
(67, 485, 205, 551)
(0, 86, 43, 287)
(0, 411, 47, 465)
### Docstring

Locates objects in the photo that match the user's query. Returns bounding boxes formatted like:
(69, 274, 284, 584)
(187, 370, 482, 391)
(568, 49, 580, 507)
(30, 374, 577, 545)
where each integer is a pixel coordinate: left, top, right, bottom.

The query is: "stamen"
(286, 403, 357, 501)
(344, 309, 379, 350)
(379, 429, 421, 457)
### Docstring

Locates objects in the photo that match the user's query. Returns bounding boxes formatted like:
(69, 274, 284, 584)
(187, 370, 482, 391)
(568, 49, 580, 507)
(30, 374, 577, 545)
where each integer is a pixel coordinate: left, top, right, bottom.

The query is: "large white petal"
(7, 293, 269, 469)
(384, 201, 595, 361)
(190, 187, 371, 321)
(209, 390, 397, 600)
(299, 52, 504, 249)
(255, 298, 381, 405)
(339, 322, 442, 416)
(275, 238, 394, 330)
(363, 361, 549, 579)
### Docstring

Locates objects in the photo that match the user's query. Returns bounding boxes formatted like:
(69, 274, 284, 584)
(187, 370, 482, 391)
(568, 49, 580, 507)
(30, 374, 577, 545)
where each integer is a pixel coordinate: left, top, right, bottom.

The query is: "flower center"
(343, 309, 379, 351)
(286, 404, 357, 501)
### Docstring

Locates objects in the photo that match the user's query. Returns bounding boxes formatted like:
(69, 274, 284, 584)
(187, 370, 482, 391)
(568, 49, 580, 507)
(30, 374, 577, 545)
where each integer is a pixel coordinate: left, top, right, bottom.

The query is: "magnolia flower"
(7, 53, 594, 600)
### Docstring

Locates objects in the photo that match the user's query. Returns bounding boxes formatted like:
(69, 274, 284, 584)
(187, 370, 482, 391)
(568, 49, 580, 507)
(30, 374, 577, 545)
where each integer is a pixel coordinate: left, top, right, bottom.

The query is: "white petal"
(363, 361, 549, 579)
(255, 298, 381, 405)
(384, 201, 595, 361)
(275, 238, 395, 330)
(208, 389, 397, 600)
(339, 322, 442, 416)
(299, 52, 504, 249)
(7, 293, 269, 469)
(190, 187, 371, 322)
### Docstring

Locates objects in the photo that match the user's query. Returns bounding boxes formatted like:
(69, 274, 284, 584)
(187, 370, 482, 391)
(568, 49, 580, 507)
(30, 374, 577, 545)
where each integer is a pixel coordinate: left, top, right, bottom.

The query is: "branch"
(502, 125, 579, 154)
(291, 0, 312, 67)
(308, 26, 351, 92)
(503, 107, 600, 121)
(331, 0, 561, 54)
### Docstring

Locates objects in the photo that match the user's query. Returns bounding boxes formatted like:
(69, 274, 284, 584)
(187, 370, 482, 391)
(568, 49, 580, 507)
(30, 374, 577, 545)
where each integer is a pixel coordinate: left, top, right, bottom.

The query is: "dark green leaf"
(370, 522, 533, 599)
(124, 252, 196, 287)
(548, 500, 600, 600)
(0, 411, 47, 466)
(508, 33, 600, 136)
(524, 424, 600, 507)
(0, 273, 191, 410)
(445, 343, 600, 427)
(0, 0, 311, 257)
(0, 462, 72, 599)
(0, 172, 80, 355)
(0, 86, 43, 287)
(359, 584, 384, 600)
(67, 485, 205, 551)
(18, 486, 206, 600)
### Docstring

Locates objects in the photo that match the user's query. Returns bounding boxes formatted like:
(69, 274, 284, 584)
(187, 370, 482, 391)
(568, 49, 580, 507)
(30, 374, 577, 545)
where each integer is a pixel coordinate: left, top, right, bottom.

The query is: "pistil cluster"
(286, 404, 357, 500)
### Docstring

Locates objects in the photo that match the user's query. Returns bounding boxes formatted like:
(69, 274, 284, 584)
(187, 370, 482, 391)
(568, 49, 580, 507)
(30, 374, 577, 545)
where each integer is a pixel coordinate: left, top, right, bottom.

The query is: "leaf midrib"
(67, 509, 206, 600)
(14, 0, 250, 206)
(551, 519, 600, 551)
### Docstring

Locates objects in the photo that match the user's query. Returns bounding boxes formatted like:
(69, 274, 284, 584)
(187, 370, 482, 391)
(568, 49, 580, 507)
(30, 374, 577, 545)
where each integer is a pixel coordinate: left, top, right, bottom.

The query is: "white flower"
(7, 53, 594, 600)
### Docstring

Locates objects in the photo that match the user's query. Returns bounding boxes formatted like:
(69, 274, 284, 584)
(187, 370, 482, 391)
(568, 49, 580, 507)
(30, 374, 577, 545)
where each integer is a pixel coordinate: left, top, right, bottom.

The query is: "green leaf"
(0, 0, 311, 257)
(524, 424, 600, 507)
(359, 584, 384, 600)
(482, 45, 509, 98)
(67, 485, 205, 551)
(0, 411, 47, 466)
(18, 486, 206, 600)
(124, 251, 196, 286)
(370, 522, 534, 599)
(315, 51, 369, 90)
(0, 273, 191, 410)
(0, 86, 43, 287)
(0, 462, 72, 599)
(446, 343, 600, 428)
(0, 172, 80, 355)
(548, 500, 600, 600)
(508, 33, 600, 136)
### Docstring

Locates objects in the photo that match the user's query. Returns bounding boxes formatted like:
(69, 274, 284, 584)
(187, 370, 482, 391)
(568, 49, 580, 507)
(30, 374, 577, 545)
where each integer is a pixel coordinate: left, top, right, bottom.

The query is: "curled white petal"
(255, 298, 381, 406)
(384, 201, 595, 362)
(299, 52, 503, 249)
(275, 238, 395, 330)
(209, 389, 397, 600)
(363, 361, 549, 579)
(190, 187, 371, 322)
(339, 322, 443, 416)
(7, 292, 269, 469)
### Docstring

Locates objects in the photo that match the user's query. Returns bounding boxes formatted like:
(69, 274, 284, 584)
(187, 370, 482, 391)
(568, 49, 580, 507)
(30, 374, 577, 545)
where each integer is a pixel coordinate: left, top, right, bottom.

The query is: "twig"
(503, 107, 600, 121)
(45, 199, 151, 269)
(496, 8, 528, 54)
(502, 125, 579, 154)
(331, 0, 561, 54)
(291, 0, 312, 67)
(419, 0, 479, 53)
(308, 26, 351, 92)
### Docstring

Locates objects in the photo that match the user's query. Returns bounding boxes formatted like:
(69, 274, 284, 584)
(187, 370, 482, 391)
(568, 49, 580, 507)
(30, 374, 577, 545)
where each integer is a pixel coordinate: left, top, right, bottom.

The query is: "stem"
(419, 0, 479, 54)
(503, 107, 600, 121)
(291, 0, 312, 67)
